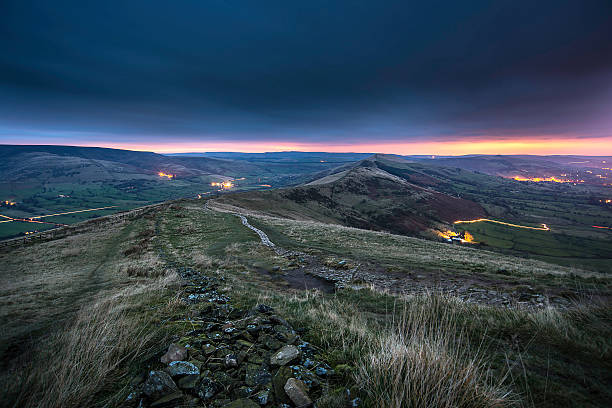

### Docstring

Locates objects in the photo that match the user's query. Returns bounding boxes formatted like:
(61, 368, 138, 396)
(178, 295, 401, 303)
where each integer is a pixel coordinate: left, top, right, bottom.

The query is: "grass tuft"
(356, 296, 513, 408)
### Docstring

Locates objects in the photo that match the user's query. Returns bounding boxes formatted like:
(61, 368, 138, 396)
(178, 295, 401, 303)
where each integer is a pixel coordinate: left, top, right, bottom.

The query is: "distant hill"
(0, 145, 264, 182)
(166, 151, 373, 163)
(416, 154, 612, 185)
(211, 155, 486, 235)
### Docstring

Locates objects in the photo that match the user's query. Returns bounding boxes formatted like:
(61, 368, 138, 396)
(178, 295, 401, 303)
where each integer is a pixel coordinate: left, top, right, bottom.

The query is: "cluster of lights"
(211, 181, 234, 189)
(511, 176, 583, 183)
(158, 172, 175, 179)
(3, 200, 16, 206)
(435, 229, 476, 243)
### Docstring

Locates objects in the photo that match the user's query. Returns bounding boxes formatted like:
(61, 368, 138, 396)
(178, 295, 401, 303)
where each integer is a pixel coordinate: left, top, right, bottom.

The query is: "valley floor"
(0, 199, 610, 407)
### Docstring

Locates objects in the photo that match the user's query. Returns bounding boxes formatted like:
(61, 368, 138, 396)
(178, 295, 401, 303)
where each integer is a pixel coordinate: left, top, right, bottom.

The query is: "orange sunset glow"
(72, 137, 612, 156)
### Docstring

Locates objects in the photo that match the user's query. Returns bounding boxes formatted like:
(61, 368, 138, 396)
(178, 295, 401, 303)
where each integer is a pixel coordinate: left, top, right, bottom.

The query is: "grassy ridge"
(1, 200, 610, 407)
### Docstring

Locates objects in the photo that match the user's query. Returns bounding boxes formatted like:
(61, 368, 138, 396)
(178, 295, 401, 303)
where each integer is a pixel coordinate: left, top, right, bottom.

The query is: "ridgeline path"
(205, 200, 570, 309)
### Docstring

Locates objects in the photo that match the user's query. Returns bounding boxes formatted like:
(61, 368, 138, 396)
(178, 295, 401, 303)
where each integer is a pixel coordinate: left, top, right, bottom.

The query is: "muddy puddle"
(255, 267, 336, 293)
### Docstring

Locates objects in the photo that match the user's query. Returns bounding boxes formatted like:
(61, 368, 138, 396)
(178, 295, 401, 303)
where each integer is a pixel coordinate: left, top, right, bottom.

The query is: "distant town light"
(511, 175, 583, 183)
(211, 181, 234, 189)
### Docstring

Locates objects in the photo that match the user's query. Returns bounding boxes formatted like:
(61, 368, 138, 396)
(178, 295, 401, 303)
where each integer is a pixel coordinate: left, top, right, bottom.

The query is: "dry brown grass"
(121, 252, 167, 277)
(0, 213, 183, 407)
(243, 284, 514, 408)
(192, 252, 214, 269)
(11, 272, 180, 408)
(356, 297, 512, 408)
(60, 246, 84, 257)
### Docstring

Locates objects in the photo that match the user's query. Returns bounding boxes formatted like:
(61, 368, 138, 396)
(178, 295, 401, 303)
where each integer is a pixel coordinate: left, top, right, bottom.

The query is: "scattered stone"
(235, 386, 254, 398)
(129, 228, 340, 407)
(284, 378, 312, 407)
(225, 354, 238, 367)
(262, 335, 283, 351)
(161, 343, 188, 364)
(237, 339, 254, 348)
(213, 371, 234, 387)
(202, 343, 216, 355)
(166, 361, 199, 377)
(143, 371, 179, 400)
(271, 345, 300, 366)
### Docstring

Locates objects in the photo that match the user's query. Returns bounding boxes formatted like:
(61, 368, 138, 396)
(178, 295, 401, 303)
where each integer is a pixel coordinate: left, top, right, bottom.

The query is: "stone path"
(236, 214, 276, 249)
(124, 213, 346, 407)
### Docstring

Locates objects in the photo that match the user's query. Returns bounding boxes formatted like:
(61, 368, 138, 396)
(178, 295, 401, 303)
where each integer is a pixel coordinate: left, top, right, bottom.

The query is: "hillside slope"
(212, 156, 486, 235)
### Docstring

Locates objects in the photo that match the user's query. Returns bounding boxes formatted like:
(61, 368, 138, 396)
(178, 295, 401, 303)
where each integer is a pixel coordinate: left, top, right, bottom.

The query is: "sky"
(1, 0, 611, 155)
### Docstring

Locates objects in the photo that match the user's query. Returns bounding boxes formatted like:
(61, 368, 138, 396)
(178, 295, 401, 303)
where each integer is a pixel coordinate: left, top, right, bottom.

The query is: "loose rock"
(160, 343, 187, 364)
(284, 378, 312, 407)
(271, 345, 300, 366)
(166, 361, 199, 377)
(142, 371, 179, 400)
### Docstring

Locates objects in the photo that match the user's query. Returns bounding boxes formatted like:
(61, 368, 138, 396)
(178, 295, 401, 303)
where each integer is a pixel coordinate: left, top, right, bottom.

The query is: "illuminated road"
(30, 206, 117, 219)
(0, 213, 67, 226)
(0, 206, 117, 227)
(454, 218, 550, 231)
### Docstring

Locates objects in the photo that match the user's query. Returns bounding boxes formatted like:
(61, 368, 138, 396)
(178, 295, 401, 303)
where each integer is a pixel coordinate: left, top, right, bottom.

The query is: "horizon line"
(2, 142, 612, 158)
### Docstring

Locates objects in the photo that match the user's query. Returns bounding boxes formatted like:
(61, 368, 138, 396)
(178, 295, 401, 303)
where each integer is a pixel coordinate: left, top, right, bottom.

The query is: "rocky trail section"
(123, 218, 356, 408)
(232, 211, 572, 309)
(236, 215, 276, 249)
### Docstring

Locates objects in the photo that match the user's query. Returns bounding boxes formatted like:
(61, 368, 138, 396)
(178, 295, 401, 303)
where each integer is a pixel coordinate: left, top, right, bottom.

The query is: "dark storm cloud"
(1, 0, 611, 144)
